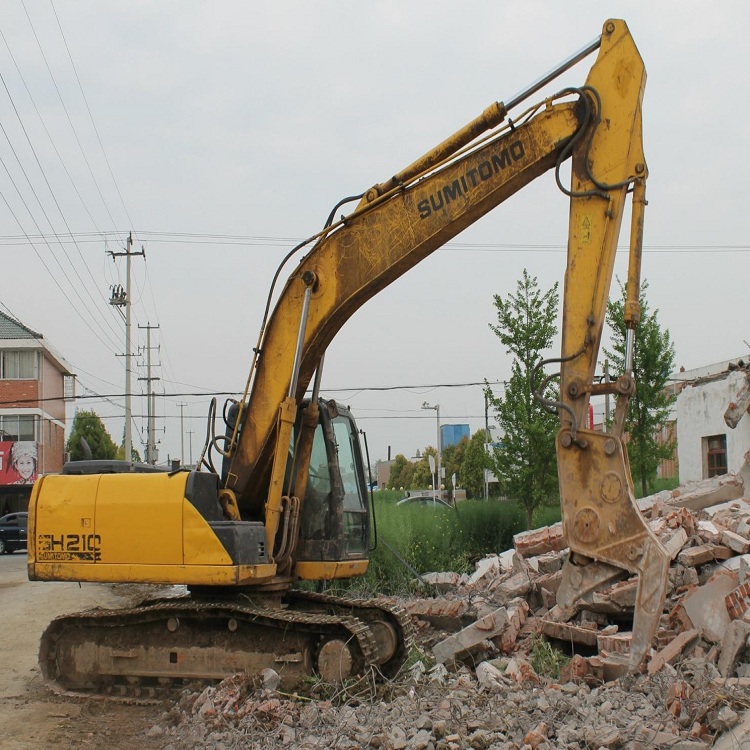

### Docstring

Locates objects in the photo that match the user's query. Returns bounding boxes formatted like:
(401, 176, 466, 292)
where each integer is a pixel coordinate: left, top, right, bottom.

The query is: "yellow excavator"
(28, 19, 669, 694)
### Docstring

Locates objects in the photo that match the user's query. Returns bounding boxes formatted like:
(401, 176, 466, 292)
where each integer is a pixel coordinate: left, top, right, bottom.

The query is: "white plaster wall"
(676, 370, 750, 482)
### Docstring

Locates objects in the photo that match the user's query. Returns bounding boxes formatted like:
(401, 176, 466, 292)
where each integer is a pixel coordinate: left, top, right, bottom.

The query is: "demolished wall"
(677, 367, 750, 482)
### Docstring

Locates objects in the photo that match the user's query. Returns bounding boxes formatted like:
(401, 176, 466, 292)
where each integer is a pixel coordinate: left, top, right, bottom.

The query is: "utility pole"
(179, 403, 186, 466)
(138, 323, 160, 464)
(108, 233, 145, 462)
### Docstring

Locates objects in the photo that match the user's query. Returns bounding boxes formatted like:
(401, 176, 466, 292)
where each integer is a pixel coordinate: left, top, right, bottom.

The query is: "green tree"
(116, 444, 143, 462)
(411, 447, 435, 489)
(66, 410, 118, 461)
(442, 436, 469, 491)
(604, 280, 676, 497)
(459, 430, 489, 498)
(116, 426, 142, 462)
(387, 454, 410, 489)
(486, 270, 560, 528)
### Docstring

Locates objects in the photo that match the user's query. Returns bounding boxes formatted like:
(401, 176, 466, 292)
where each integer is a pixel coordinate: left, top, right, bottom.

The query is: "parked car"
(0, 512, 28, 554)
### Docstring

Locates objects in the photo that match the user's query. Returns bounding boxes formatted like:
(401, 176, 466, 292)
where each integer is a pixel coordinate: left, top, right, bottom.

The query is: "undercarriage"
(39, 590, 413, 698)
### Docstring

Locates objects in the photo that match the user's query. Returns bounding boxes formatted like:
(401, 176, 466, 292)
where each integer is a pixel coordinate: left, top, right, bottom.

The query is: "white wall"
(676, 370, 750, 483)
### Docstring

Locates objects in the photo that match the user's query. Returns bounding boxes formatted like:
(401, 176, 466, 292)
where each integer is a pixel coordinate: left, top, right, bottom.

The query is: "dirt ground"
(0, 553, 168, 750)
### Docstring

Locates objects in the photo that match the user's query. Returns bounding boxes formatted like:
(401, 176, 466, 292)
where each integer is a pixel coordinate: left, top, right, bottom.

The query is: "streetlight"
(422, 401, 441, 504)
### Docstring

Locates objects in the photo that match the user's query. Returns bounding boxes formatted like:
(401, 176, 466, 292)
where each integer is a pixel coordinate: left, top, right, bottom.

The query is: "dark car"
(0, 512, 28, 554)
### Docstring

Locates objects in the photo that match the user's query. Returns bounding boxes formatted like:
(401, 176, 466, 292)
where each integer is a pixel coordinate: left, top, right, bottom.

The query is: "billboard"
(0, 441, 38, 486)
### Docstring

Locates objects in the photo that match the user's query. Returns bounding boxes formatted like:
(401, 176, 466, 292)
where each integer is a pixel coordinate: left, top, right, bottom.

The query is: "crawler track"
(39, 592, 413, 699)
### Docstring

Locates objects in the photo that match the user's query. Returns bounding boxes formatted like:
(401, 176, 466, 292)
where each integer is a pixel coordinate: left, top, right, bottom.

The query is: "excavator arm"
(221, 19, 668, 666)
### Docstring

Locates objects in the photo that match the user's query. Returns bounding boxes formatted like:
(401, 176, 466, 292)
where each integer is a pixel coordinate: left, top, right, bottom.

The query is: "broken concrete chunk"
(468, 556, 501, 586)
(475, 660, 505, 688)
(678, 543, 733, 568)
(488, 570, 533, 602)
(647, 629, 699, 675)
(667, 474, 744, 512)
(697, 520, 723, 544)
(724, 369, 750, 429)
(404, 598, 472, 632)
(541, 619, 599, 648)
(422, 571, 462, 592)
(513, 523, 566, 558)
(536, 551, 565, 574)
(432, 606, 509, 664)
(682, 570, 738, 642)
(717, 619, 750, 677)
(607, 578, 639, 608)
(722, 529, 750, 555)
(497, 599, 529, 652)
(503, 655, 539, 684)
(597, 631, 632, 655)
(662, 527, 689, 560)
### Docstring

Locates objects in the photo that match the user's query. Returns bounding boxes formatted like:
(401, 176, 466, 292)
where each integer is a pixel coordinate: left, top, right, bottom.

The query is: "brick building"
(0, 311, 74, 514)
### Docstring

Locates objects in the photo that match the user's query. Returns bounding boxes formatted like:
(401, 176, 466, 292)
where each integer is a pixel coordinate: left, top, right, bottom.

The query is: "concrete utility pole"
(138, 323, 160, 464)
(108, 233, 145, 462)
(179, 403, 186, 466)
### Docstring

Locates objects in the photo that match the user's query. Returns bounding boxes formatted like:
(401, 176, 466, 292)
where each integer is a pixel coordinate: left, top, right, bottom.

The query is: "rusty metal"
(557, 428, 669, 667)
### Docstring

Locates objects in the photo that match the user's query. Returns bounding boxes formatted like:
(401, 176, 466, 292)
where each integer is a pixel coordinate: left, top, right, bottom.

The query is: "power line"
(0, 179, 120, 353)
(0, 68, 123, 345)
(0, 230, 749, 253)
(20, 0, 121, 232)
(0, 380, 506, 407)
(49, 1, 135, 233)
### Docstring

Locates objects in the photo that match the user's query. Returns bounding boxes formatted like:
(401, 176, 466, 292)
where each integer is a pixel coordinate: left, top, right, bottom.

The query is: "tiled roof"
(0, 310, 42, 340)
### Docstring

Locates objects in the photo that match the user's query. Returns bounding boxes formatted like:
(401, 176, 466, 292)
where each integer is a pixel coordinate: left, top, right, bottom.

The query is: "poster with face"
(0, 441, 38, 485)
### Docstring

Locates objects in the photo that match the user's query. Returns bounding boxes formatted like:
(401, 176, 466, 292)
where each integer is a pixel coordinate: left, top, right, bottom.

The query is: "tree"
(386, 454, 408, 489)
(116, 443, 142, 462)
(604, 280, 676, 497)
(486, 270, 560, 528)
(442, 436, 469, 491)
(66, 410, 118, 461)
(459, 430, 489, 498)
(411, 447, 435, 489)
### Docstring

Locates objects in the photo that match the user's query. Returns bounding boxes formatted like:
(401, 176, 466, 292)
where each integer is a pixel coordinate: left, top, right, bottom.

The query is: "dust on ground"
(0, 554, 167, 750)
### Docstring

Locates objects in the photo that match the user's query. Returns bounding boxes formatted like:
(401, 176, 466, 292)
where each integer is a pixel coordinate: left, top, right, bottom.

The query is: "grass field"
(332, 475, 679, 596)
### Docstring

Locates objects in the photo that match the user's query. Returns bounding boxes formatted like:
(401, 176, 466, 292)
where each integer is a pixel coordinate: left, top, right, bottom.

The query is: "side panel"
(31, 474, 100, 566)
(95, 473, 186, 565)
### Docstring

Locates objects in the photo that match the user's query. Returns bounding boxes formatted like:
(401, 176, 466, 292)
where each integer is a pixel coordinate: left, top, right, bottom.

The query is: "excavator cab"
(294, 400, 370, 564)
(220, 396, 370, 576)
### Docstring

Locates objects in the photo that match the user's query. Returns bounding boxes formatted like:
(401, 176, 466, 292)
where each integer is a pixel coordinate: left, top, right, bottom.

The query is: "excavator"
(28, 19, 669, 695)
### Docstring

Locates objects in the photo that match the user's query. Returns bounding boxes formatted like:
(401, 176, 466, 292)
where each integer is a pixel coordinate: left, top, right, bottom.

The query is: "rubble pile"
(157, 662, 749, 749)
(414, 474, 750, 677)
(153, 474, 750, 749)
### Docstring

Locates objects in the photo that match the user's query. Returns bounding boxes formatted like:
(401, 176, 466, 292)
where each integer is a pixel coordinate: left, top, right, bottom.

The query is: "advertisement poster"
(0, 441, 38, 485)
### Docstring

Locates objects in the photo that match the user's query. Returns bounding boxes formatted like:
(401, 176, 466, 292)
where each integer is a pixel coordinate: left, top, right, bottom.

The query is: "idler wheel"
(316, 639, 354, 683)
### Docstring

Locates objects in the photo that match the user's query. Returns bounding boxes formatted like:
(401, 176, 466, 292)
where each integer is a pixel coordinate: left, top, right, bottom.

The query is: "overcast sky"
(1, 2, 748, 469)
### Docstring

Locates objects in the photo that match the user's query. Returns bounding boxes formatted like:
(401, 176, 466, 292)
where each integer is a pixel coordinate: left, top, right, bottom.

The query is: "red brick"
(725, 582, 750, 621)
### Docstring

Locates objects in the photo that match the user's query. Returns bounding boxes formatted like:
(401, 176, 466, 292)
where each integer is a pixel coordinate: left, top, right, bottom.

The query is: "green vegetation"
(486, 270, 561, 529)
(335, 491, 564, 596)
(529, 634, 570, 679)
(66, 409, 118, 461)
(605, 280, 677, 497)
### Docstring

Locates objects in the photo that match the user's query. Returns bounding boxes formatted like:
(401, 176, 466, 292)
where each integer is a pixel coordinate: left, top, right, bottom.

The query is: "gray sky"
(1, 2, 748, 468)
